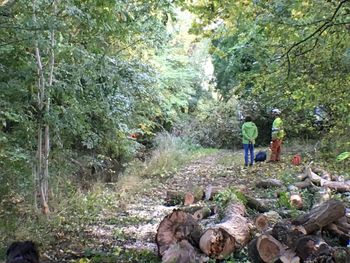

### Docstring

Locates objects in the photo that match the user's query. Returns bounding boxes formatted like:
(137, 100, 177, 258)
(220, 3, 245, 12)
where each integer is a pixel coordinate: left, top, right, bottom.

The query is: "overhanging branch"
(281, 0, 349, 76)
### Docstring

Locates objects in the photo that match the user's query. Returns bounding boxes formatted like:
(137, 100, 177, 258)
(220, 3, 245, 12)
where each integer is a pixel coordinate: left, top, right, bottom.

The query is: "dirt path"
(43, 149, 297, 262)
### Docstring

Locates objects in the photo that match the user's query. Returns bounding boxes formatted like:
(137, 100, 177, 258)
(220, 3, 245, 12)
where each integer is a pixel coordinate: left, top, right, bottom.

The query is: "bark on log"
(199, 203, 251, 259)
(180, 204, 217, 218)
(292, 199, 345, 234)
(243, 194, 269, 213)
(272, 221, 306, 249)
(162, 240, 196, 263)
(322, 181, 350, 193)
(293, 179, 312, 189)
(193, 206, 212, 221)
(295, 235, 332, 261)
(247, 238, 264, 263)
(306, 166, 326, 186)
(156, 210, 202, 258)
(325, 223, 350, 246)
(279, 249, 300, 263)
(165, 187, 205, 206)
(312, 167, 332, 181)
(256, 179, 284, 189)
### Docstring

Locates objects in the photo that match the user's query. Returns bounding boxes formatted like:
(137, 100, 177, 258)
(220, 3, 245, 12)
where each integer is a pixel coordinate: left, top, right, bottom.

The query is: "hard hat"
(271, 108, 281, 114)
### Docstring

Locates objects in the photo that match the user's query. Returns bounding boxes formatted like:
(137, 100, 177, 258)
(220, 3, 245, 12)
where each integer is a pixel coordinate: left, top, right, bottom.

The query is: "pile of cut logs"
(155, 164, 350, 262)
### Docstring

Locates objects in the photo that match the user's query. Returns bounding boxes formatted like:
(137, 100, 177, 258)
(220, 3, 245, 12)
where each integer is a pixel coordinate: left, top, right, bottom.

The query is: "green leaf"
(336, 152, 350, 162)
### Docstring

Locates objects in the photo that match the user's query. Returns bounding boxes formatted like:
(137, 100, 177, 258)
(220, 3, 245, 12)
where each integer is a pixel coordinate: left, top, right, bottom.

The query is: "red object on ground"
(292, 154, 302, 165)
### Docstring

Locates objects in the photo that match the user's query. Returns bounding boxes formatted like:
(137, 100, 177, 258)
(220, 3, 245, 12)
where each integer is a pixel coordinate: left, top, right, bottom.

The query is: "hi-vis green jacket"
(242, 121, 258, 144)
(272, 117, 285, 140)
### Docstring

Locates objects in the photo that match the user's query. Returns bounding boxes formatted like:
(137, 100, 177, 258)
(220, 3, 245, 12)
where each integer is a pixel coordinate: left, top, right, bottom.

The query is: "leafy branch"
(281, 0, 349, 76)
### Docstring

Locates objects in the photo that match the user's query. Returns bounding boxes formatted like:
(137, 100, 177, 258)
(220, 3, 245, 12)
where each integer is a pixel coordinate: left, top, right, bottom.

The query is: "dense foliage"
(180, 0, 350, 153)
(0, 0, 349, 238)
(0, 0, 209, 215)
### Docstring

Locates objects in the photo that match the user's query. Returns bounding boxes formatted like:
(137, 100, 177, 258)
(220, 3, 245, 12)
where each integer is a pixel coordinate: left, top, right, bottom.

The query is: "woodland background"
(0, 0, 349, 261)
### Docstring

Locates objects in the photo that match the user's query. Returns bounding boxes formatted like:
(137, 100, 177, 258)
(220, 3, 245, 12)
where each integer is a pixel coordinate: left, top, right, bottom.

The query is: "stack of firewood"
(155, 164, 350, 262)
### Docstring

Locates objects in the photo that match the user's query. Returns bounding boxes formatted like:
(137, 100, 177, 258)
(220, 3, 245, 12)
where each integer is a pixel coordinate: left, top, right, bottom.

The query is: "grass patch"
(126, 132, 218, 178)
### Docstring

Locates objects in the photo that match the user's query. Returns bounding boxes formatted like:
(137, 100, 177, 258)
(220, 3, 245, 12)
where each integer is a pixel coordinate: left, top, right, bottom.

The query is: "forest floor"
(38, 145, 316, 263)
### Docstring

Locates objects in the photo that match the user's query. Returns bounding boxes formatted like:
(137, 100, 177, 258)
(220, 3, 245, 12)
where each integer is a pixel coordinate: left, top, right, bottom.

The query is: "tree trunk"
(32, 0, 53, 215)
(156, 209, 202, 260)
(199, 203, 251, 259)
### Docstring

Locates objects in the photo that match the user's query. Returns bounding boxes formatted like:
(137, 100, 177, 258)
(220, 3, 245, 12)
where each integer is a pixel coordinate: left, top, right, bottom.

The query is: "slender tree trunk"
(32, 0, 56, 215)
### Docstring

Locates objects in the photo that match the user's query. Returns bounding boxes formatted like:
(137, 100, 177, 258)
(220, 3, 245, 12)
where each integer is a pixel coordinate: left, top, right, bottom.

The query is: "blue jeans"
(243, 143, 254, 166)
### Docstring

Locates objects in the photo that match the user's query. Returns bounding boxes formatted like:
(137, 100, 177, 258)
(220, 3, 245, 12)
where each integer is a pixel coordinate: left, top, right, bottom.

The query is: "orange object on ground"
(292, 154, 302, 165)
(269, 139, 282, 161)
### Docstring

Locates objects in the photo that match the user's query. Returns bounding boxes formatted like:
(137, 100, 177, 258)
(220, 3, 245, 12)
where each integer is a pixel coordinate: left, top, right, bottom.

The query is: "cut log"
(292, 199, 345, 234)
(247, 238, 264, 263)
(289, 194, 303, 209)
(335, 216, 350, 230)
(162, 240, 196, 263)
(184, 192, 195, 205)
(263, 211, 282, 225)
(243, 194, 269, 213)
(199, 203, 251, 259)
(193, 206, 212, 221)
(279, 249, 300, 263)
(156, 210, 202, 258)
(295, 235, 332, 261)
(181, 204, 217, 219)
(165, 191, 186, 206)
(257, 234, 285, 262)
(322, 181, 350, 193)
(272, 221, 306, 248)
(306, 166, 325, 186)
(312, 167, 332, 181)
(293, 179, 312, 189)
(325, 223, 350, 246)
(256, 179, 284, 189)
(165, 190, 202, 206)
(255, 214, 269, 232)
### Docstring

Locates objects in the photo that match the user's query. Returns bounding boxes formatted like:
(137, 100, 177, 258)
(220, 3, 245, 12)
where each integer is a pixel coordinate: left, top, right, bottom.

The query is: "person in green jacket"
(269, 108, 285, 162)
(242, 115, 258, 167)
